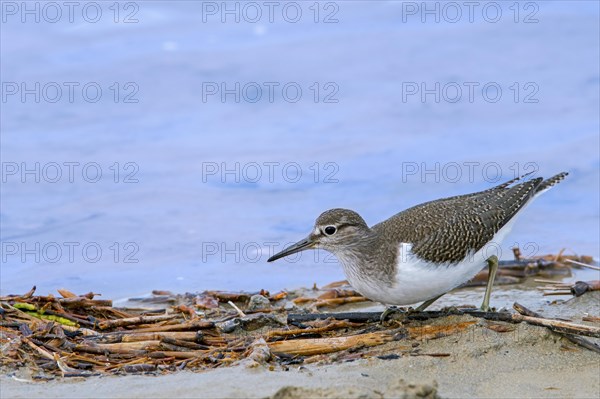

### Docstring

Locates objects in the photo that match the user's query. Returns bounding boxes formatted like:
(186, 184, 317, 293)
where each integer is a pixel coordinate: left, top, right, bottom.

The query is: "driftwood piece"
(97, 314, 177, 330)
(565, 259, 600, 271)
(148, 350, 206, 359)
(0, 286, 37, 301)
(133, 320, 215, 333)
(89, 340, 162, 353)
(204, 291, 253, 302)
(160, 337, 210, 350)
(57, 298, 113, 307)
(314, 296, 370, 308)
(268, 331, 394, 356)
(120, 331, 204, 343)
(266, 320, 361, 339)
(92, 331, 224, 347)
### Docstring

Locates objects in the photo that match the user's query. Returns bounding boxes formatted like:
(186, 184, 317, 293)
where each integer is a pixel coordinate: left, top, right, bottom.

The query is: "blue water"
(1, 1, 599, 299)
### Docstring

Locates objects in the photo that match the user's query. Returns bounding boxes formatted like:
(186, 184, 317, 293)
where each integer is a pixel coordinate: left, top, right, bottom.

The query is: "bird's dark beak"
(267, 236, 316, 262)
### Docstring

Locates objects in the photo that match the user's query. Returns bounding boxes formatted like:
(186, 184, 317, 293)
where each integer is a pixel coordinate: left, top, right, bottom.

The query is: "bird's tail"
(535, 172, 569, 194)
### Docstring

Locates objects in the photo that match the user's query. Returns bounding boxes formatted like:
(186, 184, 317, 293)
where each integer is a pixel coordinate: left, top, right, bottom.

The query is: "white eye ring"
(324, 225, 337, 235)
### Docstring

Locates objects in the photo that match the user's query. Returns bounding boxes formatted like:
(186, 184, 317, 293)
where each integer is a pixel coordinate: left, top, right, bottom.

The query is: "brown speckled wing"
(377, 172, 568, 264)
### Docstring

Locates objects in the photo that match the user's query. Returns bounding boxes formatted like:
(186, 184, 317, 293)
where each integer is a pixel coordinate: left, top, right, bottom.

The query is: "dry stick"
(266, 320, 361, 339)
(67, 354, 113, 367)
(565, 259, 600, 271)
(288, 309, 516, 324)
(535, 279, 567, 284)
(89, 331, 223, 347)
(91, 340, 162, 353)
(513, 303, 600, 354)
(0, 286, 37, 301)
(513, 302, 600, 347)
(95, 306, 136, 318)
(93, 330, 203, 344)
(148, 351, 206, 359)
(103, 356, 153, 371)
(543, 291, 572, 296)
(268, 331, 394, 356)
(160, 337, 210, 350)
(57, 298, 113, 307)
(132, 320, 214, 333)
(227, 301, 246, 318)
(22, 337, 55, 361)
(97, 314, 177, 330)
(61, 324, 99, 336)
(120, 331, 204, 343)
(510, 314, 600, 338)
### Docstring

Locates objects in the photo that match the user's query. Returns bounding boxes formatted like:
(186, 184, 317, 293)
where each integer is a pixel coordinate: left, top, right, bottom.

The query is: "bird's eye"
(324, 226, 337, 235)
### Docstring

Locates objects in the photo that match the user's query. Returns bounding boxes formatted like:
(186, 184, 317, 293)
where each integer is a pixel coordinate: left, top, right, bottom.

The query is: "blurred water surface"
(1, 1, 599, 299)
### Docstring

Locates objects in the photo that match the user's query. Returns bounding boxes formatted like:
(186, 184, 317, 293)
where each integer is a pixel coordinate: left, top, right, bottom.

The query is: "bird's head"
(267, 208, 371, 262)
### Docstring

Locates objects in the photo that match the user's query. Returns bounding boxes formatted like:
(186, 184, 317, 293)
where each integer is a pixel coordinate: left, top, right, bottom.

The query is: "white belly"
(346, 246, 486, 305)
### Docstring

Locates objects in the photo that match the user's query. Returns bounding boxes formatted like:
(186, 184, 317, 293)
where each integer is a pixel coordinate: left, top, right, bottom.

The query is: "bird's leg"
(415, 294, 445, 311)
(481, 255, 499, 311)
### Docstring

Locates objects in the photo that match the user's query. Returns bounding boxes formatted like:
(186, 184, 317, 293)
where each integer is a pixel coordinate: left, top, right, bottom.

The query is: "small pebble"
(247, 294, 271, 311)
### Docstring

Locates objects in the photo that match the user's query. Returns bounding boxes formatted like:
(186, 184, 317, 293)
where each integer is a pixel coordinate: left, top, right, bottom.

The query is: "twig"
(535, 279, 566, 284)
(511, 313, 599, 338)
(125, 320, 215, 333)
(583, 316, 600, 322)
(565, 259, 600, 271)
(266, 320, 361, 339)
(97, 314, 177, 330)
(513, 303, 600, 348)
(227, 301, 246, 318)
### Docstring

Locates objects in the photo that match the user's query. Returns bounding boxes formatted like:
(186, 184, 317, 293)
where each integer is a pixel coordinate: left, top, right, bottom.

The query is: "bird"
(267, 171, 568, 315)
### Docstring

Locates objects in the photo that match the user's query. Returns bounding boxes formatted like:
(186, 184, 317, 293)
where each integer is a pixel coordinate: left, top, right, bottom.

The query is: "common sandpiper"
(268, 172, 568, 313)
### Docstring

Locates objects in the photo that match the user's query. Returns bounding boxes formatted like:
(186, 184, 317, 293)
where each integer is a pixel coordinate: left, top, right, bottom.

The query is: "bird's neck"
(331, 232, 397, 288)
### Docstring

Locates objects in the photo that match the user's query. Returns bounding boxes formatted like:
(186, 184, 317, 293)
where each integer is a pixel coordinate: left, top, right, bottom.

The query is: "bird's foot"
(380, 306, 412, 323)
(439, 305, 460, 314)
